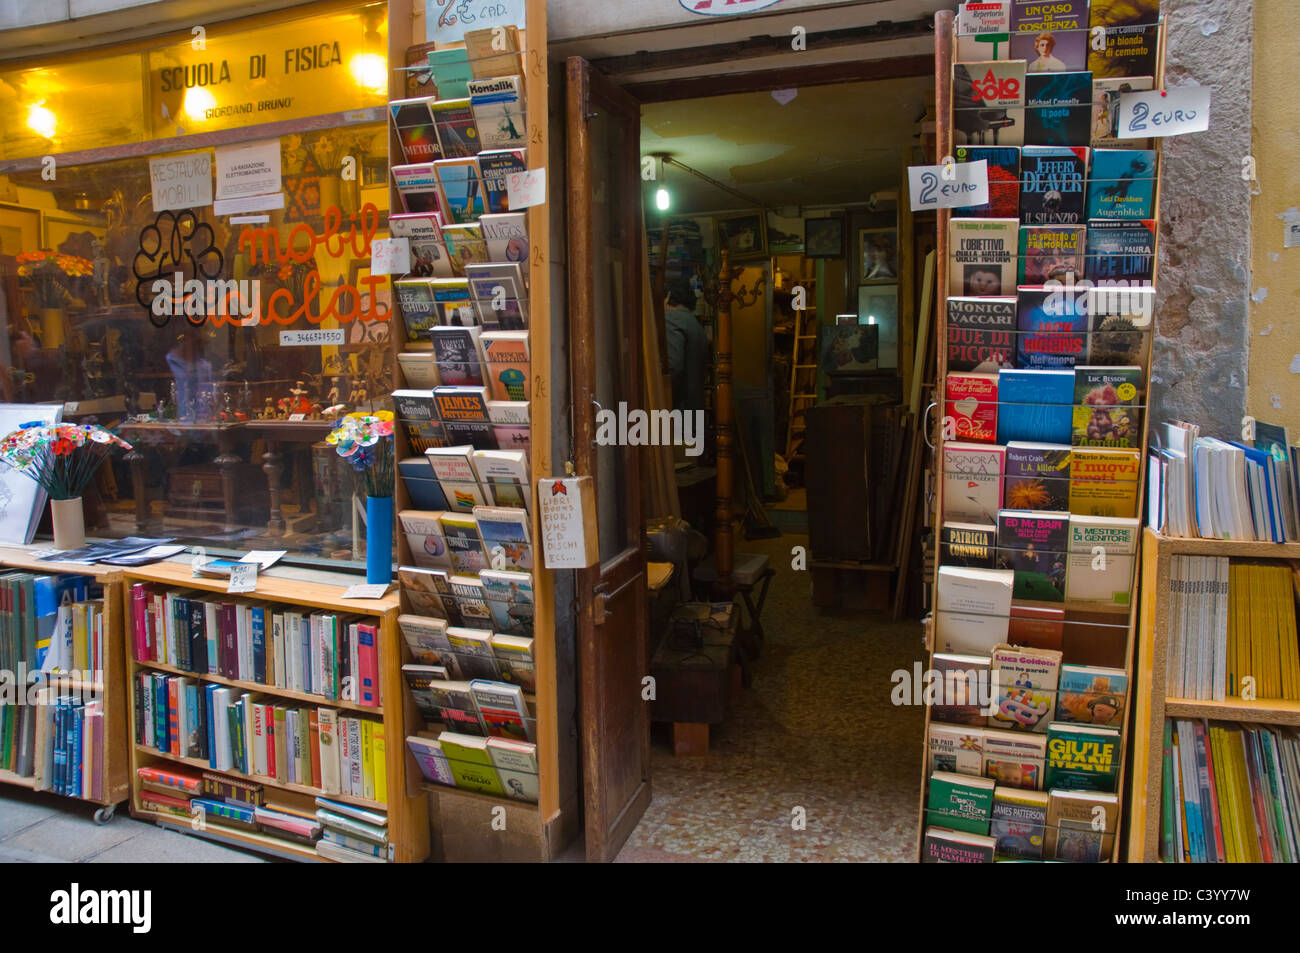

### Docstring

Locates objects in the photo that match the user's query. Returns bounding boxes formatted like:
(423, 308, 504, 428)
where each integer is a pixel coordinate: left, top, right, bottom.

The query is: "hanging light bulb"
(654, 154, 670, 211)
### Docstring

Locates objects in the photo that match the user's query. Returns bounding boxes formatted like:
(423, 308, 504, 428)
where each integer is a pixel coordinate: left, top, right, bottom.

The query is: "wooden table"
(120, 420, 247, 533)
(243, 419, 335, 536)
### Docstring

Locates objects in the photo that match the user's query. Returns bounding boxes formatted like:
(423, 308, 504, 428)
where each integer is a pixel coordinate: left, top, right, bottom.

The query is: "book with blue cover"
(1024, 71, 1093, 146)
(998, 368, 1074, 444)
(1016, 285, 1088, 369)
(398, 457, 452, 511)
(1084, 219, 1155, 284)
(477, 149, 526, 215)
(434, 158, 487, 224)
(1087, 149, 1157, 219)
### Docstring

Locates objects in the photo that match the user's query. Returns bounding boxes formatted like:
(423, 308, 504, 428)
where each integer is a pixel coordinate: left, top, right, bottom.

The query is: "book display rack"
(387, 0, 571, 862)
(0, 547, 129, 823)
(121, 562, 429, 863)
(917, 6, 1169, 862)
(1128, 530, 1300, 861)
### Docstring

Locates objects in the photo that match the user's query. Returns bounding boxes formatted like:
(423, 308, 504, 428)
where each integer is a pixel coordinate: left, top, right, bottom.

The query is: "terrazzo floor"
(614, 531, 929, 863)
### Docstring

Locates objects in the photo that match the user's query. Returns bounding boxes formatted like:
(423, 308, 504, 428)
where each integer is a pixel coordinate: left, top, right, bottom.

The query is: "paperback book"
(954, 145, 1021, 218)
(1091, 76, 1155, 146)
(1056, 662, 1129, 726)
(953, 61, 1025, 146)
(945, 372, 999, 444)
(1018, 225, 1084, 285)
(1069, 447, 1142, 518)
(1064, 515, 1139, 607)
(1016, 285, 1088, 369)
(1019, 146, 1088, 224)
(477, 149, 527, 215)
(1086, 148, 1157, 219)
(997, 368, 1074, 444)
(991, 787, 1050, 860)
(1072, 365, 1143, 448)
(939, 522, 997, 569)
(989, 643, 1063, 732)
(949, 218, 1018, 297)
(1003, 441, 1070, 512)
(946, 296, 1017, 372)
(942, 441, 1006, 525)
(1024, 71, 1093, 146)
(1044, 722, 1121, 792)
(996, 509, 1069, 601)
(467, 77, 527, 151)
(982, 727, 1047, 789)
(1087, 23, 1159, 78)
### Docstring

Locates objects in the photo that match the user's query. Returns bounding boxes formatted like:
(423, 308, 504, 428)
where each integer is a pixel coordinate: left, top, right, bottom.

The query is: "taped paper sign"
(506, 167, 545, 209)
(539, 476, 599, 569)
(150, 152, 213, 213)
(1117, 87, 1211, 139)
(908, 160, 989, 211)
(370, 237, 411, 276)
(215, 138, 282, 201)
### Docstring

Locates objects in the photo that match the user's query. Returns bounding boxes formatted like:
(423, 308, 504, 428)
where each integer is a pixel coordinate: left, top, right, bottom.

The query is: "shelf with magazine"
(918, 4, 1170, 863)
(386, 0, 567, 860)
(0, 548, 129, 821)
(118, 563, 429, 863)
(1127, 528, 1300, 860)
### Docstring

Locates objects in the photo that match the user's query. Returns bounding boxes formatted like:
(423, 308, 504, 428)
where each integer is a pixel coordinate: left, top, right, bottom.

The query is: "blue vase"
(365, 495, 394, 586)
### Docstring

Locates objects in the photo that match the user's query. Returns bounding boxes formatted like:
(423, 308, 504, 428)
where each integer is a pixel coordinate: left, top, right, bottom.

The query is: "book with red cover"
(168, 678, 180, 757)
(357, 623, 381, 708)
(945, 372, 999, 444)
(308, 709, 322, 789)
(1007, 604, 1065, 652)
(131, 583, 148, 662)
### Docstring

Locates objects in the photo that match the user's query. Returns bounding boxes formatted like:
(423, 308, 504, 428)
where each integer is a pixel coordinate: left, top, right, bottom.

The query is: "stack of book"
(398, 565, 534, 637)
(315, 797, 391, 862)
(1162, 719, 1300, 863)
(1149, 418, 1300, 542)
(0, 689, 104, 799)
(133, 674, 387, 802)
(0, 572, 98, 677)
(397, 505, 532, 574)
(407, 731, 539, 804)
(129, 584, 381, 708)
(393, 386, 529, 456)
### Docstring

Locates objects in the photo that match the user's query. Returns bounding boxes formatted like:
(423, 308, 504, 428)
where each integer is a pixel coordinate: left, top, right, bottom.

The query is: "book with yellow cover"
(1068, 447, 1141, 518)
(438, 731, 505, 796)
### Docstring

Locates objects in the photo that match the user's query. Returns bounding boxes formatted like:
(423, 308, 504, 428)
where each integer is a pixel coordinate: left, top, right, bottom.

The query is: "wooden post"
(714, 249, 734, 597)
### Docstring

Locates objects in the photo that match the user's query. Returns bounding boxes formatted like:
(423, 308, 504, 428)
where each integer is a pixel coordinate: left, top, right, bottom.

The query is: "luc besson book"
(1016, 285, 1088, 369)
(1072, 365, 1143, 448)
(996, 509, 1069, 601)
(1003, 441, 1071, 511)
(1019, 146, 1088, 224)
(1024, 71, 1093, 146)
(946, 372, 999, 444)
(947, 296, 1017, 372)
(942, 441, 1006, 525)
(949, 218, 1018, 298)
(953, 61, 1025, 146)
(1086, 148, 1157, 219)
(955, 145, 1021, 218)
(1065, 514, 1140, 606)
(997, 368, 1074, 445)
(1018, 225, 1085, 284)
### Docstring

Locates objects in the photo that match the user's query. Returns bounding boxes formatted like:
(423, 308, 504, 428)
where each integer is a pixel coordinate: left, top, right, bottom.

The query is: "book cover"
(954, 145, 1021, 218)
(1018, 225, 1085, 284)
(477, 149, 527, 215)
(956, 32, 1013, 64)
(935, 566, 1014, 656)
(398, 509, 453, 569)
(441, 515, 487, 574)
(389, 211, 452, 279)
(1088, 23, 1159, 78)
(428, 277, 476, 327)
(929, 722, 986, 775)
(392, 162, 443, 216)
(473, 505, 531, 545)
(1084, 218, 1156, 284)
(1010, 0, 1088, 31)
(1009, 603, 1066, 652)
(397, 566, 457, 623)
(394, 278, 438, 344)
(470, 679, 532, 743)
(486, 737, 539, 802)
(939, 522, 998, 569)
(468, 77, 527, 151)
(1024, 70, 1093, 146)
(953, 61, 1025, 146)
(481, 570, 535, 637)
(1019, 145, 1088, 224)
(464, 25, 524, 79)
(946, 296, 1017, 372)
(1065, 514, 1140, 606)
(398, 457, 451, 511)
(430, 326, 485, 386)
(428, 48, 472, 98)
(989, 643, 1063, 732)
(942, 441, 1006, 525)
(1057, 662, 1129, 726)
(442, 223, 490, 276)
(480, 212, 529, 264)
(982, 727, 1047, 789)
(932, 655, 994, 726)
(481, 331, 531, 401)
(927, 771, 995, 835)
(434, 158, 486, 225)
(1069, 447, 1142, 517)
(1087, 287, 1155, 370)
(430, 98, 480, 158)
(434, 386, 491, 424)
(490, 633, 536, 692)
(921, 828, 997, 863)
(1072, 365, 1143, 447)
(949, 218, 1018, 297)
(1044, 722, 1121, 791)
(1011, 28, 1089, 72)
(466, 262, 528, 329)
(1045, 789, 1120, 860)
(406, 735, 456, 786)
(945, 372, 999, 444)
(389, 96, 441, 164)
(1089, 0, 1160, 28)
(1016, 285, 1088, 368)
(1091, 76, 1155, 146)
(991, 787, 1050, 860)
(1087, 148, 1157, 219)
(1004, 441, 1071, 511)
(438, 731, 504, 795)
(997, 509, 1069, 600)
(959, 1, 1011, 34)
(444, 628, 500, 682)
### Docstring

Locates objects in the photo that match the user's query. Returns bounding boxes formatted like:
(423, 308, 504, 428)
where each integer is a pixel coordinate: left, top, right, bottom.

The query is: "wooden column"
(713, 249, 734, 597)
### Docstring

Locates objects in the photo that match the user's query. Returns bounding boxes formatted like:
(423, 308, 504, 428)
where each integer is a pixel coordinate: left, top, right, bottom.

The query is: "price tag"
(228, 563, 257, 593)
(342, 583, 390, 600)
(370, 237, 411, 276)
(288, 413, 307, 421)
(1117, 87, 1211, 139)
(908, 160, 989, 211)
(506, 167, 546, 209)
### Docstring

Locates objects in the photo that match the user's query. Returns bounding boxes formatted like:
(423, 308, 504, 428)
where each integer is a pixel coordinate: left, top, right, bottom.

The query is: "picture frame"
(859, 227, 899, 284)
(804, 215, 844, 259)
(714, 211, 768, 260)
(858, 284, 900, 371)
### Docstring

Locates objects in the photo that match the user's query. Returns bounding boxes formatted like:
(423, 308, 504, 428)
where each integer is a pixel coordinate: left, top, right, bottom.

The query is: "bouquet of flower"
(325, 410, 394, 498)
(0, 422, 132, 500)
(16, 251, 94, 308)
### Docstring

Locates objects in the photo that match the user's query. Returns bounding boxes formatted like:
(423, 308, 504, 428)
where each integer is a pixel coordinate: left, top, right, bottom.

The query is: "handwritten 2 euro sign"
(1117, 87, 1211, 139)
(908, 159, 989, 212)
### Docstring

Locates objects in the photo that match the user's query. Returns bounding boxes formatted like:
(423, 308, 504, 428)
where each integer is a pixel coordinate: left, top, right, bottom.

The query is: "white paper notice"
(281, 329, 346, 347)
(342, 583, 390, 600)
(370, 237, 411, 276)
(1117, 87, 1211, 139)
(908, 160, 989, 212)
(228, 563, 257, 593)
(213, 192, 286, 217)
(215, 138, 283, 201)
(507, 167, 546, 209)
(150, 152, 213, 213)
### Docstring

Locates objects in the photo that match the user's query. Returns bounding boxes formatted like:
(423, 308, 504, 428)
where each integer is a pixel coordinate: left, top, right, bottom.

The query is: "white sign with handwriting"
(506, 167, 546, 209)
(370, 237, 411, 276)
(1117, 87, 1211, 139)
(908, 160, 989, 212)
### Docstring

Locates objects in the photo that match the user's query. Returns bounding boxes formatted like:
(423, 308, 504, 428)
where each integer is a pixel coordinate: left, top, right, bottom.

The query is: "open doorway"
(617, 74, 939, 861)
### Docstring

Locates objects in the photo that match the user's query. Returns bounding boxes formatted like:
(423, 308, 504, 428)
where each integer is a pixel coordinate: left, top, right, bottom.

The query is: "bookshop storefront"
(0, 1, 392, 566)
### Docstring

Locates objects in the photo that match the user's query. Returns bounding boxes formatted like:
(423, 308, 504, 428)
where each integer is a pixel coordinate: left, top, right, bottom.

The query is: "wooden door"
(566, 56, 652, 863)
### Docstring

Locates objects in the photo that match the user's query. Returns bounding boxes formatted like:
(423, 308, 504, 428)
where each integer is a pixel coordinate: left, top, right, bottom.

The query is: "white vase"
(51, 496, 85, 550)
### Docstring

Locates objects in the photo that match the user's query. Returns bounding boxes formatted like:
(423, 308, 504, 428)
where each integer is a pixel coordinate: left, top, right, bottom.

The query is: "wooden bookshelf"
(1126, 528, 1300, 860)
(387, 0, 575, 862)
(916, 10, 1170, 862)
(120, 563, 429, 863)
(0, 545, 130, 821)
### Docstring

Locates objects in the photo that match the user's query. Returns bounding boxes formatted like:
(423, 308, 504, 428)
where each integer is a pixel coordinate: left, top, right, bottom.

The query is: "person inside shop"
(165, 329, 214, 419)
(663, 277, 710, 415)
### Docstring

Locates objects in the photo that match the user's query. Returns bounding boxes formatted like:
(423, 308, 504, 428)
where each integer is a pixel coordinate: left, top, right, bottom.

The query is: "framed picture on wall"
(804, 216, 844, 258)
(858, 284, 900, 371)
(859, 227, 899, 284)
(714, 211, 767, 260)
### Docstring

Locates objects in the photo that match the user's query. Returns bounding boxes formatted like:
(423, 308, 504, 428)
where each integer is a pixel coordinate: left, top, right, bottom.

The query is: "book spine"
(252, 607, 266, 685)
(131, 584, 146, 662)
(308, 708, 322, 789)
(318, 708, 340, 794)
(189, 600, 207, 675)
(361, 719, 376, 801)
(358, 624, 380, 708)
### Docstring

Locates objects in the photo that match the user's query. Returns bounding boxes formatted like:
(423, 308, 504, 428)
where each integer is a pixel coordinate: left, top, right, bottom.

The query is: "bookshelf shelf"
(121, 565, 429, 863)
(133, 659, 384, 717)
(1129, 528, 1300, 859)
(421, 781, 539, 810)
(0, 551, 129, 811)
